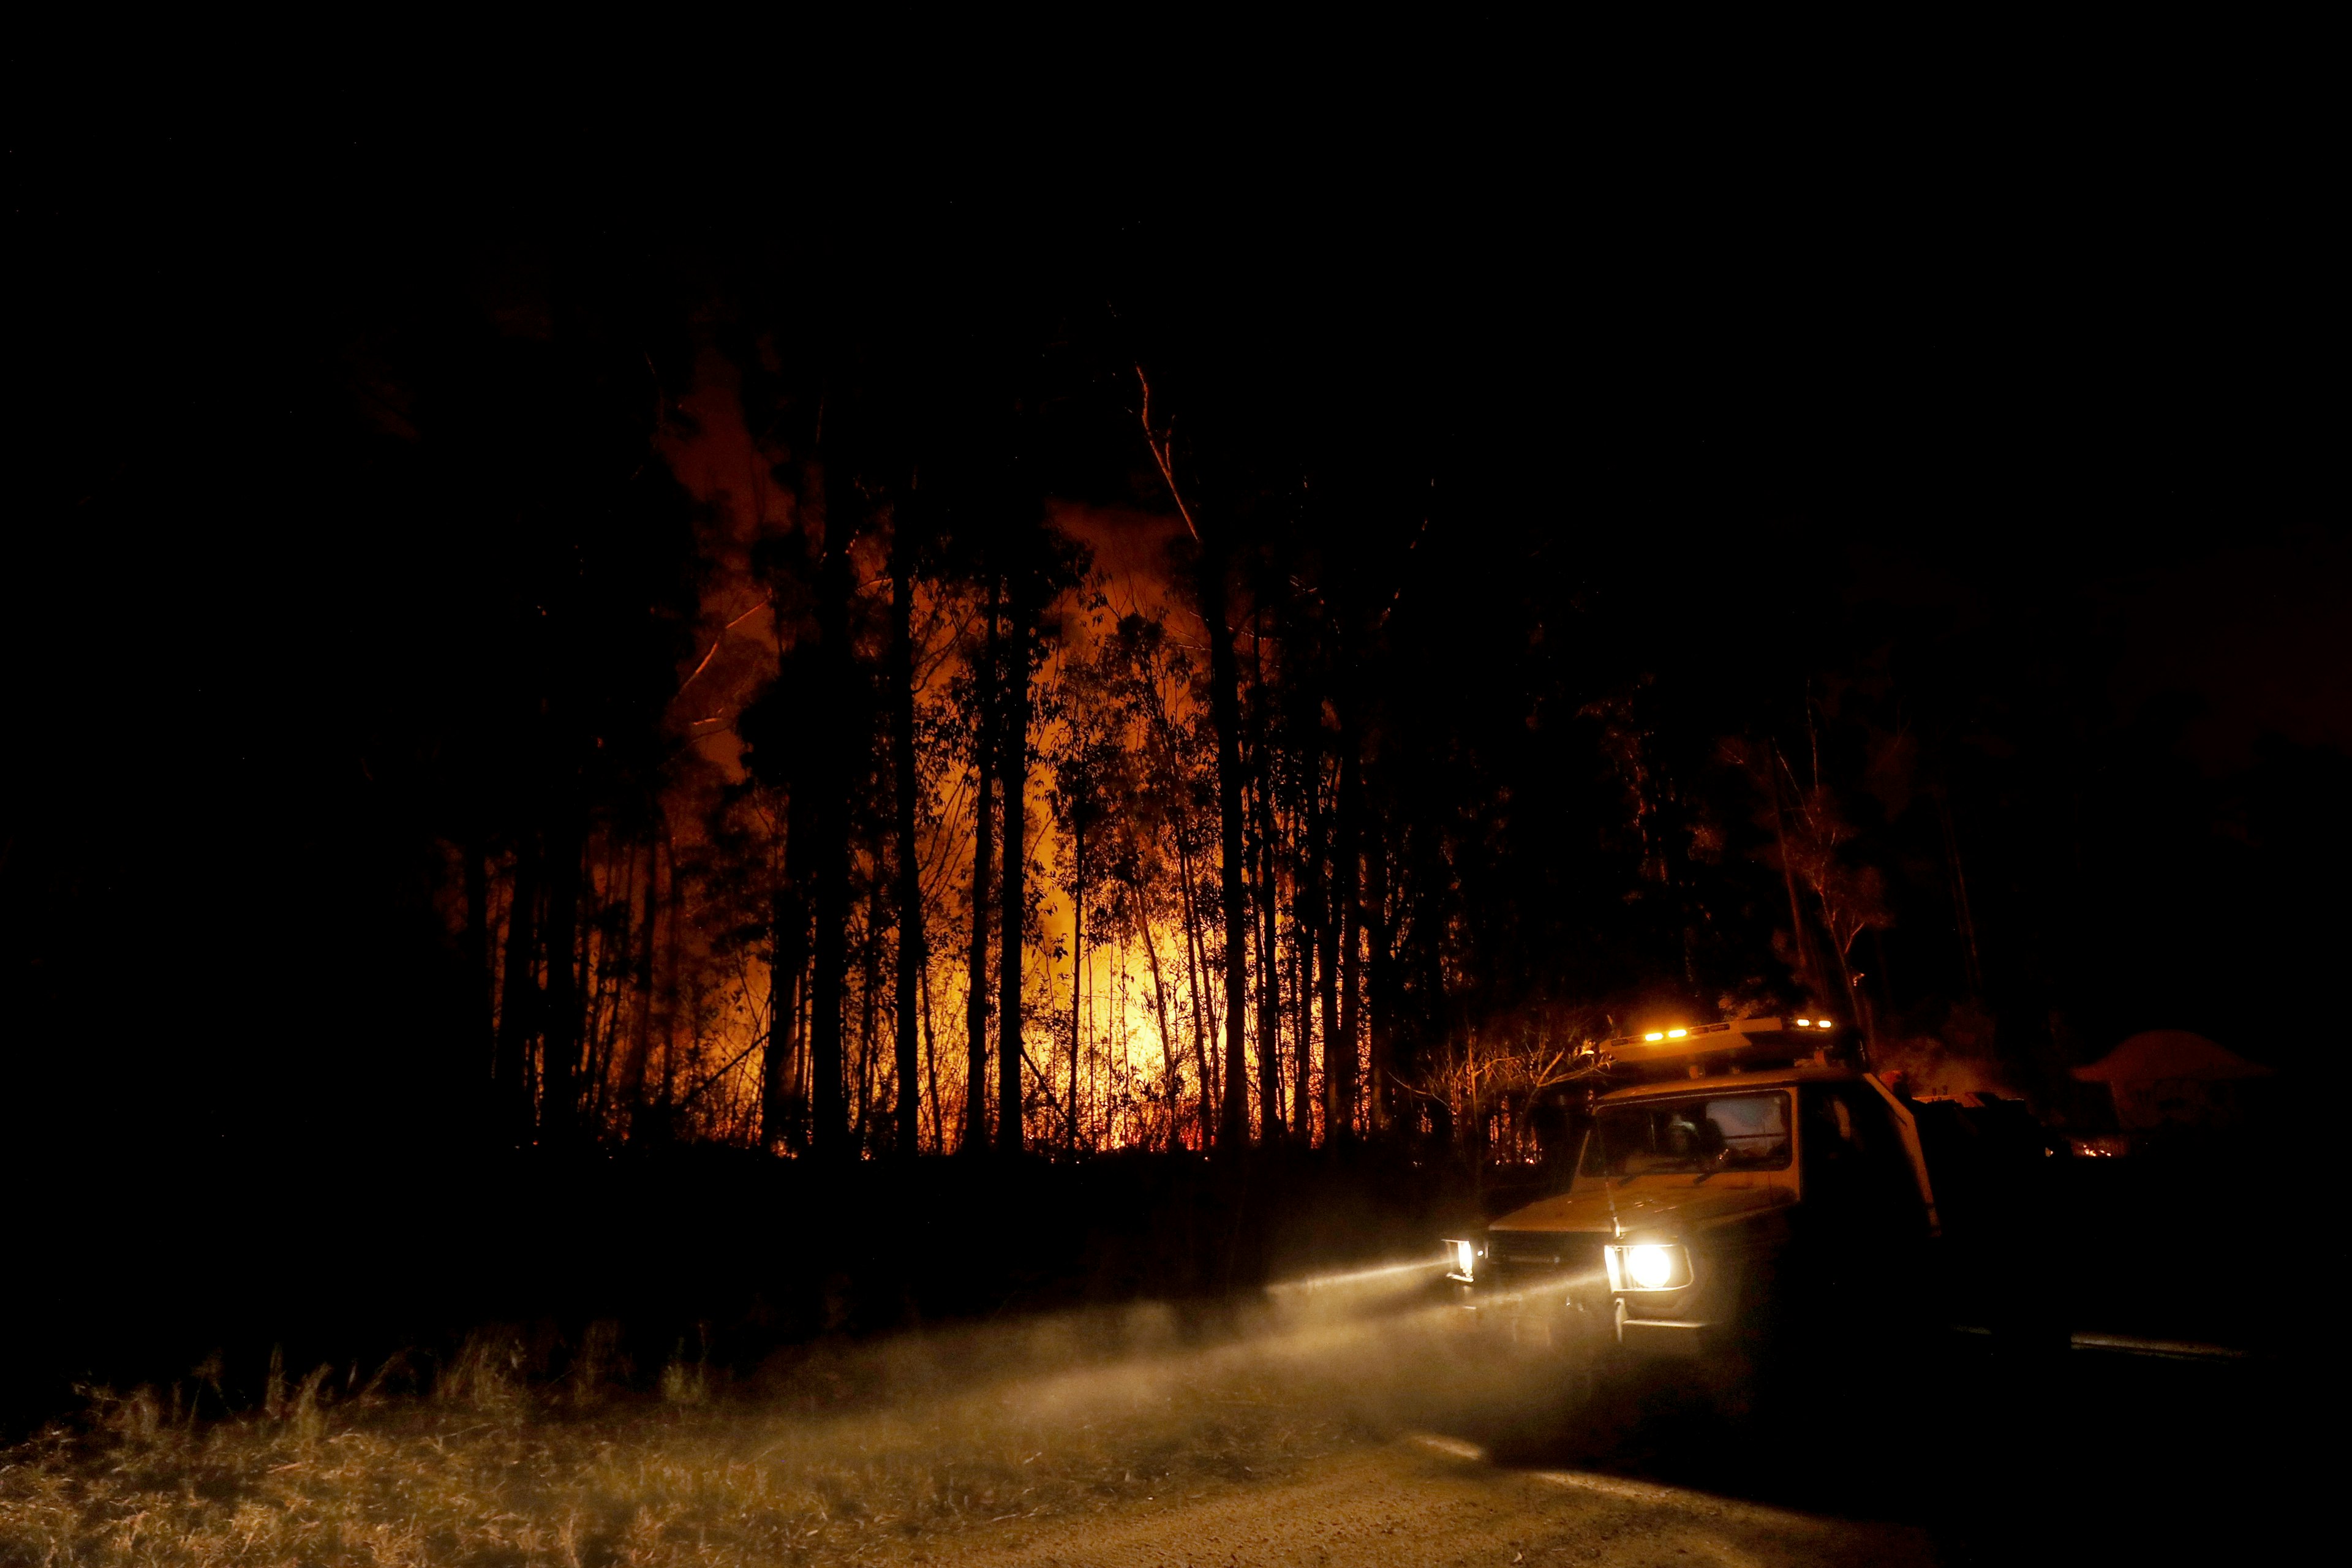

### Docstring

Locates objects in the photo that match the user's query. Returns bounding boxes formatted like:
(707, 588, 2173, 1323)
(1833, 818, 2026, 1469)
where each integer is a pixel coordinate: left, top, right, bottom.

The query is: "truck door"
(1802, 1083, 1929, 1239)
(1798, 1081, 1936, 1326)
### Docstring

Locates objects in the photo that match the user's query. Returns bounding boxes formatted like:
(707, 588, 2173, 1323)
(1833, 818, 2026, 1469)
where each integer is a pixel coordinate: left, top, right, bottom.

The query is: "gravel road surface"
(944, 1433, 1931, 1567)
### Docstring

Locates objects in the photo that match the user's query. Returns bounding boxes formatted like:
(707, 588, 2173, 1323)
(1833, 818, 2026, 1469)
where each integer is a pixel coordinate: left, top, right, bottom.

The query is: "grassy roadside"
(0, 1282, 1482, 1566)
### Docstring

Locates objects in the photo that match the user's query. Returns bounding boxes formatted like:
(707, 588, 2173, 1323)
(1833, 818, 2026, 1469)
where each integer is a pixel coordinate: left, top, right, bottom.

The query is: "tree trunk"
(583, 842, 627, 1130)
(1068, 802, 1084, 1152)
(858, 874, 884, 1147)
(963, 577, 1001, 1154)
(1174, 820, 1216, 1149)
(891, 521, 924, 1157)
(620, 835, 657, 1125)
(656, 829, 683, 1122)
(808, 461, 857, 1160)
(1766, 755, 1830, 1010)
(1363, 810, 1395, 1141)
(464, 832, 492, 1090)
(1288, 850, 1312, 1144)
(1137, 661, 1215, 1142)
(1196, 545, 1252, 1152)
(1294, 734, 1323, 1144)
(1413, 825, 1453, 1150)
(494, 834, 540, 1142)
(1329, 721, 1362, 1145)
(1250, 624, 1281, 1143)
(765, 781, 813, 1153)
(1313, 750, 1340, 1145)
(540, 813, 582, 1142)
(620, 832, 658, 1128)
(1133, 881, 1180, 1150)
(922, 958, 943, 1152)
(997, 582, 1031, 1155)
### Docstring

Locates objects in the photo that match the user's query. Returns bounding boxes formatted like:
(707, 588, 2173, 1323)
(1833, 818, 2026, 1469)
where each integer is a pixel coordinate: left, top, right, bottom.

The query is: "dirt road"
(935, 1331, 2299, 1568)
(944, 1434, 1932, 1568)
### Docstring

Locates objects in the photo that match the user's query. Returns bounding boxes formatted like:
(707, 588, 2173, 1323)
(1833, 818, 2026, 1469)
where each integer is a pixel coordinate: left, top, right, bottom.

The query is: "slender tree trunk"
(1068, 803, 1084, 1151)
(1137, 665, 1216, 1137)
(495, 835, 541, 1142)
(1294, 736, 1323, 1144)
(997, 584, 1032, 1155)
(793, 951, 812, 1138)
(1363, 813, 1395, 1141)
(540, 812, 583, 1143)
(1133, 881, 1180, 1150)
(1174, 821, 1216, 1148)
(1329, 722, 1362, 1144)
(1313, 750, 1341, 1145)
(657, 831, 682, 1121)
(858, 874, 884, 1147)
(1195, 545, 1252, 1152)
(1822, 897, 1863, 1028)
(890, 522, 924, 1157)
(1766, 755, 1830, 1010)
(1315, 914, 1338, 1114)
(765, 785, 812, 1153)
(1249, 628, 1281, 1142)
(809, 462, 857, 1159)
(464, 832, 492, 1090)
(1142, 380, 1253, 1153)
(1934, 782, 1985, 998)
(619, 836, 657, 1125)
(1298, 827, 1317, 1147)
(677, 969, 703, 1121)
(584, 843, 629, 1131)
(922, 958, 943, 1152)
(1412, 824, 1454, 1149)
(963, 578, 1001, 1153)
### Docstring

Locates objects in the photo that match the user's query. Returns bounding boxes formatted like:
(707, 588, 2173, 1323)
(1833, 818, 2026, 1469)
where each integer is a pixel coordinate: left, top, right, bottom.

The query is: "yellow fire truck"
(1446, 1017, 1945, 1368)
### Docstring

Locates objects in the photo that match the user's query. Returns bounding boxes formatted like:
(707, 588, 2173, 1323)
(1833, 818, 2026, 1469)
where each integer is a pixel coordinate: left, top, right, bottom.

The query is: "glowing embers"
(1602, 1242, 1692, 1292)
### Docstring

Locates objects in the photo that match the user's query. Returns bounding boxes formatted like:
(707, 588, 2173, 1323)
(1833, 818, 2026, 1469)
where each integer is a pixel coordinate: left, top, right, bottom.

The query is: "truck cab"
(1449, 1017, 1940, 1365)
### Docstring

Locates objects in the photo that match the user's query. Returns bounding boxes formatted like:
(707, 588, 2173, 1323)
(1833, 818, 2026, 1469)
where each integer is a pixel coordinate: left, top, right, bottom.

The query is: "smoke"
(1872, 1000, 2019, 1100)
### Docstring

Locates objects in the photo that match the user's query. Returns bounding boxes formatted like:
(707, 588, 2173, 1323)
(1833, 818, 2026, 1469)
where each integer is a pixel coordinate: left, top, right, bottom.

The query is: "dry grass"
(0, 1269, 1505, 1566)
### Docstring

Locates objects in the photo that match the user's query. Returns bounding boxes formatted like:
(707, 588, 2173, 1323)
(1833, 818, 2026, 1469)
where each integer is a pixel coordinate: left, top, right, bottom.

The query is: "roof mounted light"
(1795, 1019, 1812, 1027)
(1815, 1020, 1834, 1030)
(1643, 1031, 1665, 1042)
(1666, 1028, 1688, 1038)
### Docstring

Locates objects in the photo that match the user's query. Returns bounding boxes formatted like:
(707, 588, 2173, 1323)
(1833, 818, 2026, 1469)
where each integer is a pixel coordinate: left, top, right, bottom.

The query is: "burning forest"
(5, 94, 2336, 1566)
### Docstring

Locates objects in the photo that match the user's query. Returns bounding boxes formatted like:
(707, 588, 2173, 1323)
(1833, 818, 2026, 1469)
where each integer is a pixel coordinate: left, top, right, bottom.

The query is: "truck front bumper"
(1614, 1300, 1712, 1357)
(1449, 1280, 1614, 1360)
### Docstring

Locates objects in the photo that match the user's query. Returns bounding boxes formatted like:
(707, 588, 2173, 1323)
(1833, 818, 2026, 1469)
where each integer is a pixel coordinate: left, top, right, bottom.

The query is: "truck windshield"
(1580, 1091, 1792, 1177)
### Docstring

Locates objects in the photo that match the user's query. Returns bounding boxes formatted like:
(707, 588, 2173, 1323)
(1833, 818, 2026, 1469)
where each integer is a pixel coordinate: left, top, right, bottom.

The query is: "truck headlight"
(1604, 1243, 1692, 1292)
(1445, 1238, 1479, 1283)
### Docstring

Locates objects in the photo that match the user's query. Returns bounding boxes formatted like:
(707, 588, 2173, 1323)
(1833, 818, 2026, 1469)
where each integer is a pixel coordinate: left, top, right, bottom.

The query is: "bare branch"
(1136, 366, 1202, 546)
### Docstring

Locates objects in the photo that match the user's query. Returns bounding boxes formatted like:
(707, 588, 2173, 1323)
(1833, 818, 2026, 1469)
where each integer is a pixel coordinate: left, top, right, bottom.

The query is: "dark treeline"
(7, 132, 2340, 1193)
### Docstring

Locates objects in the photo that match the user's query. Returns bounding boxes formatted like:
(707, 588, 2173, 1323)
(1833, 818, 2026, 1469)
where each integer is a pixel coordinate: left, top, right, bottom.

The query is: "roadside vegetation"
(0, 1283, 1508, 1566)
